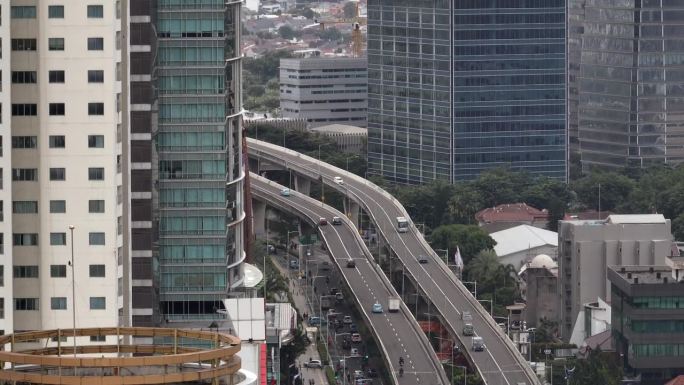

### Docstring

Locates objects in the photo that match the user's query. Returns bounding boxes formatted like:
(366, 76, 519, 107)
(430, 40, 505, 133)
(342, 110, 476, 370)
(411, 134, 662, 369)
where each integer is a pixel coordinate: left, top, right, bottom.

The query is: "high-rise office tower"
(571, 0, 684, 170)
(0, 3, 14, 336)
(154, 0, 245, 322)
(9, 1, 123, 339)
(367, 0, 567, 184)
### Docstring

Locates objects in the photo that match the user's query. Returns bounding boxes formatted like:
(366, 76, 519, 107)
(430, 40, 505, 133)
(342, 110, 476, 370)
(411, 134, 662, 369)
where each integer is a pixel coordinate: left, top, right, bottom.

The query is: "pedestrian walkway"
(272, 255, 330, 385)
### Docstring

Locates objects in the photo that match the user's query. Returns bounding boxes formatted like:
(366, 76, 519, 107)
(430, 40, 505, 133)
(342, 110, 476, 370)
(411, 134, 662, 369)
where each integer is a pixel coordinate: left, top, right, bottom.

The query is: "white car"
(305, 359, 323, 368)
(334, 176, 344, 185)
(280, 188, 291, 196)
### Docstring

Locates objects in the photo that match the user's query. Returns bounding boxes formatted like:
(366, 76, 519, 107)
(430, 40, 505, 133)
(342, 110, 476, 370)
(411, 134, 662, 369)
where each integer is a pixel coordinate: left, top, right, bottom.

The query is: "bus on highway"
(396, 217, 409, 233)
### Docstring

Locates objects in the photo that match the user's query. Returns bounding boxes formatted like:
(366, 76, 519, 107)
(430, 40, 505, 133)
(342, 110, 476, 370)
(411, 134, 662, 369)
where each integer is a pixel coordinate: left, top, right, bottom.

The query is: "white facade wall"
(10, 1, 121, 342)
(0, 2, 14, 335)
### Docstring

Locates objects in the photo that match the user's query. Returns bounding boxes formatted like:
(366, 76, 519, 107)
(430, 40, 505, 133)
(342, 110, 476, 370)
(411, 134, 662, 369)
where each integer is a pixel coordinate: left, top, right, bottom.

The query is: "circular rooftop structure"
(529, 254, 557, 269)
(0, 327, 241, 384)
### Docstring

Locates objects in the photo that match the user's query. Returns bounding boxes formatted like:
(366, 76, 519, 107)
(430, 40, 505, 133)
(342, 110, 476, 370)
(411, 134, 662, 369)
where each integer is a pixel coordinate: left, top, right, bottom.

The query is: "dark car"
(346, 259, 356, 268)
(366, 368, 378, 378)
(417, 254, 429, 264)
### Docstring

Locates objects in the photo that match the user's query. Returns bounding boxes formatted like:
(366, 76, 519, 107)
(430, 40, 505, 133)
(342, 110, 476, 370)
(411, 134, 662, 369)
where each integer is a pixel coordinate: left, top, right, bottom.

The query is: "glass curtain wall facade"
(155, 0, 244, 321)
(367, 0, 567, 183)
(574, 0, 684, 170)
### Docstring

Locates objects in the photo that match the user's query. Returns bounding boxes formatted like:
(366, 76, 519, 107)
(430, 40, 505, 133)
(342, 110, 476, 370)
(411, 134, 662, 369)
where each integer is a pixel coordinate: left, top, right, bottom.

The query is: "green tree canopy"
(429, 224, 495, 266)
(343, 1, 358, 18)
(571, 171, 635, 212)
(568, 349, 622, 385)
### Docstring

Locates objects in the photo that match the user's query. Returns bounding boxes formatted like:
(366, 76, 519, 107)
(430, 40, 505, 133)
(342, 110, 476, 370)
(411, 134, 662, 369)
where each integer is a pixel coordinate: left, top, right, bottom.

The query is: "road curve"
(251, 173, 449, 385)
(248, 138, 541, 385)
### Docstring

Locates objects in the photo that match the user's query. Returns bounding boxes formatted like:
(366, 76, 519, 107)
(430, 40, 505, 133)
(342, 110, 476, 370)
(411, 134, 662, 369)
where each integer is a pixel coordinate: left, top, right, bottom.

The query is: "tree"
(472, 168, 531, 207)
(318, 27, 343, 42)
(568, 349, 622, 385)
(535, 317, 560, 343)
(278, 25, 299, 40)
(429, 224, 495, 266)
(464, 249, 520, 315)
(571, 171, 635, 212)
(673, 213, 684, 241)
(343, 1, 357, 18)
(448, 184, 485, 225)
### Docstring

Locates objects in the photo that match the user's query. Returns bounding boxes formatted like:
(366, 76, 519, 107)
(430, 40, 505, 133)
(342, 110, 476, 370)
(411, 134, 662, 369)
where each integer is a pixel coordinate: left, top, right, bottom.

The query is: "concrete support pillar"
(253, 200, 266, 238)
(343, 198, 361, 230)
(294, 175, 311, 196)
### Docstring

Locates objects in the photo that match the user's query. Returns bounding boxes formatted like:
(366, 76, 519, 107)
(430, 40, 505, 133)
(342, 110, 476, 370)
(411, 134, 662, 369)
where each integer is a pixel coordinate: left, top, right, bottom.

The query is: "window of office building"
(11, 104, 37, 116)
(11, 71, 36, 84)
(10, 6, 36, 18)
(88, 70, 104, 83)
(48, 5, 64, 18)
(11, 39, 37, 51)
(51, 297, 67, 310)
(49, 103, 65, 116)
(12, 136, 37, 149)
(88, 102, 104, 115)
(89, 232, 105, 245)
(87, 5, 104, 18)
(49, 135, 65, 148)
(88, 135, 104, 148)
(48, 38, 64, 51)
(12, 201, 37, 214)
(50, 232, 66, 245)
(89, 297, 106, 310)
(50, 265, 67, 277)
(13, 265, 38, 278)
(90, 335, 106, 342)
(89, 264, 105, 277)
(14, 298, 38, 311)
(87, 37, 103, 51)
(88, 200, 105, 213)
(13, 233, 38, 246)
(88, 167, 104, 180)
(50, 200, 66, 213)
(49, 70, 65, 83)
(49, 168, 65, 181)
(12, 169, 37, 181)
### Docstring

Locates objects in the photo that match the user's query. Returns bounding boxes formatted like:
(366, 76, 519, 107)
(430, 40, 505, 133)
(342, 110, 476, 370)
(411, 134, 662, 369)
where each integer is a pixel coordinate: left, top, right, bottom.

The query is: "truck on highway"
(396, 217, 409, 233)
(388, 297, 400, 312)
(321, 296, 332, 310)
(472, 336, 485, 352)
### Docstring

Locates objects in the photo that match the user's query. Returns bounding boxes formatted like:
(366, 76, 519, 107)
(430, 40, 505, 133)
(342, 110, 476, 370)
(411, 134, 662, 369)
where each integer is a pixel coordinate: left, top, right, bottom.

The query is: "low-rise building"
(518, 254, 559, 329)
(475, 203, 550, 233)
(492, 225, 557, 269)
(310, 124, 367, 154)
(609, 265, 684, 384)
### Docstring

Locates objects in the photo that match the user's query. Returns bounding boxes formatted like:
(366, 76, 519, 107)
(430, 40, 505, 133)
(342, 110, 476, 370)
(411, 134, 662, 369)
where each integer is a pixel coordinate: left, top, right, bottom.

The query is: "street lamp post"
(477, 299, 493, 316)
(462, 281, 477, 298)
(319, 295, 336, 366)
(68, 225, 76, 357)
(435, 248, 449, 266)
(318, 144, 324, 204)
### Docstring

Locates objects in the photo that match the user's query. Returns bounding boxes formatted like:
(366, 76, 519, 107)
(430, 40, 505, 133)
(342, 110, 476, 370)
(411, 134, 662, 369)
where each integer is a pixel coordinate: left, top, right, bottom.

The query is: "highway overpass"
(251, 173, 450, 385)
(248, 138, 541, 385)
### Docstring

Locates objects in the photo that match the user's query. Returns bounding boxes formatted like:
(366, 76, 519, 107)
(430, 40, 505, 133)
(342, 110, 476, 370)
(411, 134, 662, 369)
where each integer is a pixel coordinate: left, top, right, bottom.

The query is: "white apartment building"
(9, 1, 122, 343)
(0, 2, 15, 336)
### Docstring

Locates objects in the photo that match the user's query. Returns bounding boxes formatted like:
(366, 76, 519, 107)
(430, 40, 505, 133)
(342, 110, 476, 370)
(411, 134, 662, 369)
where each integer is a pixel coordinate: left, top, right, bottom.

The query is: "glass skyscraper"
(367, 0, 567, 183)
(571, 0, 684, 170)
(155, 0, 245, 320)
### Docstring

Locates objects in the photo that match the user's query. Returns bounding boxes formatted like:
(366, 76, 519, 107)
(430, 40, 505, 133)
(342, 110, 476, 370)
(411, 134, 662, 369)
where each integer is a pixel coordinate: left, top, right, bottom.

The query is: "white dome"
(529, 254, 556, 269)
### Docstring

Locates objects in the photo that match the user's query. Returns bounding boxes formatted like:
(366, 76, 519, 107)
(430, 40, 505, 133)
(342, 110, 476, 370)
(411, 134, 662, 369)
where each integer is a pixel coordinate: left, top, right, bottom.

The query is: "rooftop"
(608, 265, 673, 285)
(491, 224, 557, 257)
(666, 375, 684, 385)
(311, 124, 368, 135)
(475, 203, 549, 224)
(564, 209, 612, 221)
(607, 214, 667, 224)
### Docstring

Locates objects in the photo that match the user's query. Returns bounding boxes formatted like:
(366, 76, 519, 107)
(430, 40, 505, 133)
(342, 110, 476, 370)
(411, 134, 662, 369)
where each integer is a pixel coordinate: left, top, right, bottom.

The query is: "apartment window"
(89, 297, 106, 310)
(50, 200, 66, 213)
(49, 70, 65, 83)
(87, 5, 103, 18)
(0, 267, 3, 287)
(11, 39, 37, 51)
(12, 169, 37, 181)
(88, 102, 104, 115)
(51, 297, 67, 310)
(48, 38, 64, 51)
(49, 168, 65, 181)
(0, 299, 3, 319)
(116, 31, 121, 50)
(89, 264, 105, 277)
(89, 232, 105, 245)
(88, 70, 104, 83)
(88, 167, 104, 180)
(50, 265, 67, 278)
(13, 265, 38, 278)
(13, 233, 38, 246)
(116, 62, 121, 81)
(88, 135, 104, 148)
(10, 6, 36, 18)
(48, 5, 64, 18)
(50, 232, 66, 246)
(11, 104, 37, 116)
(87, 37, 103, 51)
(116, 0, 121, 19)
(49, 135, 65, 148)
(11, 71, 36, 83)
(89, 200, 105, 213)
(14, 298, 38, 311)
(90, 335, 106, 342)
(11, 136, 37, 149)
(12, 201, 38, 214)
(49, 103, 65, 116)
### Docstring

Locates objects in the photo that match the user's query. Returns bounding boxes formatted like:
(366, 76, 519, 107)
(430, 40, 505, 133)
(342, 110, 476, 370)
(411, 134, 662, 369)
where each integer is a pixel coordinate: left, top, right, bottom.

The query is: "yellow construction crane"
(315, 2, 366, 57)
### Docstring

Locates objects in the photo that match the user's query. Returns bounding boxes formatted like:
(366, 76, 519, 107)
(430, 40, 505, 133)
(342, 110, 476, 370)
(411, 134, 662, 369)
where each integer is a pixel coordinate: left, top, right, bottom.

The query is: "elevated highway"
(251, 173, 449, 385)
(248, 138, 541, 385)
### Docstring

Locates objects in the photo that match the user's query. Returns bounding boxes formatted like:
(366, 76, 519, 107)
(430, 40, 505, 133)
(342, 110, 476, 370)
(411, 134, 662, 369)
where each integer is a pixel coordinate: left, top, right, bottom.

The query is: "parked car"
(334, 176, 344, 185)
(417, 254, 429, 264)
(304, 359, 323, 368)
(289, 259, 299, 269)
(280, 188, 291, 197)
(336, 292, 344, 301)
(350, 323, 358, 332)
(351, 348, 360, 356)
(343, 315, 353, 324)
(308, 316, 321, 325)
(372, 303, 383, 313)
(351, 333, 361, 343)
(353, 370, 364, 379)
(319, 217, 328, 226)
(332, 216, 342, 225)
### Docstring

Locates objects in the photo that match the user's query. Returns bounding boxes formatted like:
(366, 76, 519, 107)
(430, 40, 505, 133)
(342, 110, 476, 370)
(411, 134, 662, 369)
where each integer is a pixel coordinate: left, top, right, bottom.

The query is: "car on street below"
(351, 333, 361, 343)
(336, 292, 344, 301)
(351, 348, 360, 356)
(332, 216, 342, 225)
(342, 338, 351, 349)
(307, 316, 321, 325)
(343, 315, 352, 324)
(417, 254, 429, 264)
(334, 176, 344, 185)
(327, 309, 339, 318)
(321, 261, 331, 271)
(353, 370, 364, 379)
(289, 259, 299, 269)
(346, 259, 356, 268)
(372, 303, 383, 313)
(280, 188, 291, 197)
(350, 323, 358, 332)
(304, 359, 323, 368)
(366, 368, 378, 377)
